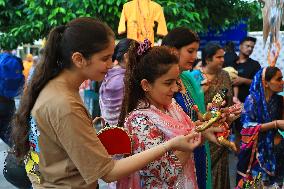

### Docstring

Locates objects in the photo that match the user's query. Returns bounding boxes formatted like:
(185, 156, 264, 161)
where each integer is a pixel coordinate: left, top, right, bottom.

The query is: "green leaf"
(58, 7, 66, 14)
(15, 10, 21, 17)
(0, 0, 5, 6)
(38, 7, 44, 15)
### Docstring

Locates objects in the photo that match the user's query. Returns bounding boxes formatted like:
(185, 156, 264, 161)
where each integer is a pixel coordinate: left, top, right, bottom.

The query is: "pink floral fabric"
(122, 100, 198, 189)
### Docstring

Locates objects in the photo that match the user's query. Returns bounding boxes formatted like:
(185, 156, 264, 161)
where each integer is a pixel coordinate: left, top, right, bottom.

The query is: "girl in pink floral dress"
(118, 40, 222, 189)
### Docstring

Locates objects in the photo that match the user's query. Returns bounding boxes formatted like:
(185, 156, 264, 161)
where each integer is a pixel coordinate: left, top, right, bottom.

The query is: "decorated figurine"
(193, 88, 238, 152)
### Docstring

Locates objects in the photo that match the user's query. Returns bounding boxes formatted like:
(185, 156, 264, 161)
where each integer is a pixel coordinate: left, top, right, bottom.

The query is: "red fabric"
(97, 128, 131, 155)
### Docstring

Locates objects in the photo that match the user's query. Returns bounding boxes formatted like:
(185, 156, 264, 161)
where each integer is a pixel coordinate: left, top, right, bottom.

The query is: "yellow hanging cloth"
(118, 0, 168, 44)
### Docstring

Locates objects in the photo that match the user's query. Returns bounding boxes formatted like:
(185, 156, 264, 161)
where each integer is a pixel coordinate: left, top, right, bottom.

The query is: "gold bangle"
(274, 120, 278, 129)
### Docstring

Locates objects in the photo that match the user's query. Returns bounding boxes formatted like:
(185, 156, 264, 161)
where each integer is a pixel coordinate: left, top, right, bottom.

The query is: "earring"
(144, 88, 148, 92)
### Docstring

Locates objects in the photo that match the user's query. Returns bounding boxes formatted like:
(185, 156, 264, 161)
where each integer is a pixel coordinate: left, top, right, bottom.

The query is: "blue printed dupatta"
(237, 69, 281, 186)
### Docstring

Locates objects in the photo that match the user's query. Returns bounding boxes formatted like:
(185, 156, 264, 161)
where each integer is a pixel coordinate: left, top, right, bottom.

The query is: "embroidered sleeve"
(125, 114, 183, 186)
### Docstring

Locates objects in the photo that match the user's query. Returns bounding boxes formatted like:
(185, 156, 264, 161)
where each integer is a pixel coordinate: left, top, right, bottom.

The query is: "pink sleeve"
(125, 114, 183, 186)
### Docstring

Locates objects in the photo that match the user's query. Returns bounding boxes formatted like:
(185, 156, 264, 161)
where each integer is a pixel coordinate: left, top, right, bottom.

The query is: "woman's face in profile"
(266, 70, 284, 93)
(178, 42, 199, 72)
(206, 49, 225, 71)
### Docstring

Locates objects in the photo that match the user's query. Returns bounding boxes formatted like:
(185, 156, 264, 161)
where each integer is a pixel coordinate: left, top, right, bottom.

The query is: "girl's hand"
(167, 131, 201, 152)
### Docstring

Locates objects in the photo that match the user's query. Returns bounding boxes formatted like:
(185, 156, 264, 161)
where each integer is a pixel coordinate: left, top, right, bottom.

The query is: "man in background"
(232, 36, 261, 103)
(231, 37, 261, 152)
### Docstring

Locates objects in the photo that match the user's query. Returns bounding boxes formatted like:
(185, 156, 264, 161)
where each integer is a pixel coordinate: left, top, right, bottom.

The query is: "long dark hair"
(112, 38, 138, 63)
(12, 17, 114, 160)
(161, 27, 200, 49)
(118, 44, 179, 127)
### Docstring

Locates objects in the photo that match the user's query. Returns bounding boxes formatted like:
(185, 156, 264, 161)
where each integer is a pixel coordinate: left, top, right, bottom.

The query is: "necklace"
(181, 90, 197, 120)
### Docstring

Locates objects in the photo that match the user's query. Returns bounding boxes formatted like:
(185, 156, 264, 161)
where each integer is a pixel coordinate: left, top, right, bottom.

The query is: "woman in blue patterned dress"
(236, 67, 284, 188)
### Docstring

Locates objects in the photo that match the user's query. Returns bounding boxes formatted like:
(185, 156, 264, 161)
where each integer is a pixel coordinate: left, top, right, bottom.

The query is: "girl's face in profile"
(84, 38, 115, 81)
(143, 64, 180, 111)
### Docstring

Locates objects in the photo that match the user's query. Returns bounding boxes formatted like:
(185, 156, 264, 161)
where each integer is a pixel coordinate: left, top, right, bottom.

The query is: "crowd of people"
(0, 17, 283, 189)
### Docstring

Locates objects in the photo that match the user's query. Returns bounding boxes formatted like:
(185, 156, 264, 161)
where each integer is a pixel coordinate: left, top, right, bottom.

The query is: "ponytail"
(118, 42, 145, 126)
(12, 26, 66, 160)
(12, 17, 114, 160)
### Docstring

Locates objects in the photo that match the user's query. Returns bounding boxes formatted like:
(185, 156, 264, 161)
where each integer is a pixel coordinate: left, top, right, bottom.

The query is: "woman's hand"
(167, 131, 202, 152)
(230, 103, 243, 115)
(276, 120, 284, 130)
(201, 79, 211, 93)
(226, 112, 241, 124)
(202, 126, 224, 145)
(261, 120, 284, 132)
(226, 114, 238, 124)
(222, 103, 243, 124)
(233, 96, 241, 104)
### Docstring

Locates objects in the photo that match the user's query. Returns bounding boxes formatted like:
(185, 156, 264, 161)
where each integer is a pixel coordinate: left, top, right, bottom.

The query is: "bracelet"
(274, 120, 278, 129)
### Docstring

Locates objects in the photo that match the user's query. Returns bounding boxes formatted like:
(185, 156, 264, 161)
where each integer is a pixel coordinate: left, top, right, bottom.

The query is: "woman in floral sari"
(236, 67, 284, 188)
(118, 41, 222, 188)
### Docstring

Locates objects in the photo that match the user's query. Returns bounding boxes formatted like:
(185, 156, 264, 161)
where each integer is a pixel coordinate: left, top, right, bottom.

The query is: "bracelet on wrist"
(274, 120, 278, 129)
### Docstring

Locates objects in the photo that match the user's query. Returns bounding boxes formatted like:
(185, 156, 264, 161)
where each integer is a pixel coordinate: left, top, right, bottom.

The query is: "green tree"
(194, 0, 254, 30)
(245, 1, 263, 31)
(0, 0, 258, 50)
